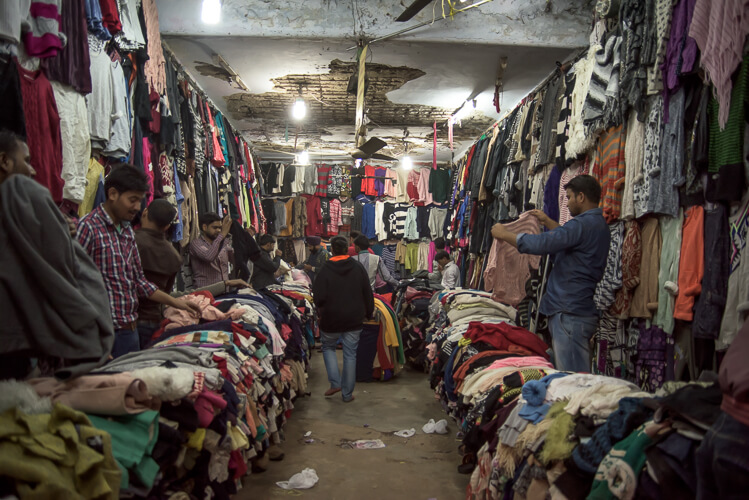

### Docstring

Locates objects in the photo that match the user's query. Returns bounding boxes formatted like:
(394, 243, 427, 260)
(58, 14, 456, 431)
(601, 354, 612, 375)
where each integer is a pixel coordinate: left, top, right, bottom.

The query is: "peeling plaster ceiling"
(157, 0, 592, 162)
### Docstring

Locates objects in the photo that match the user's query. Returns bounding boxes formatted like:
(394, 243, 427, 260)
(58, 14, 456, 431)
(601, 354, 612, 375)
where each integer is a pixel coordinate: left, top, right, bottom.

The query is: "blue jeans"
(137, 322, 160, 349)
(696, 411, 749, 499)
(321, 329, 361, 401)
(112, 328, 140, 358)
(549, 312, 598, 372)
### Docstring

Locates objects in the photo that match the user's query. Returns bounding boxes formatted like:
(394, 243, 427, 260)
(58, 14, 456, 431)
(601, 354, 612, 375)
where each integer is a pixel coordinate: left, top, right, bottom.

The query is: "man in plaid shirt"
(77, 164, 199, 358)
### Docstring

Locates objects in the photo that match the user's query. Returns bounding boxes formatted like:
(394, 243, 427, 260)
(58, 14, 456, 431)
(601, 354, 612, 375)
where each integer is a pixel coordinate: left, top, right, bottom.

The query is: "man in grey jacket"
(352, 234, 398, 291)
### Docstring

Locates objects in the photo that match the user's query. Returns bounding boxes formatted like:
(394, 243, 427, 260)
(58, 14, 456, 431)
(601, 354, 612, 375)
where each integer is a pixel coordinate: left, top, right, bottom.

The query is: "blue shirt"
(517, 208, 610, 317)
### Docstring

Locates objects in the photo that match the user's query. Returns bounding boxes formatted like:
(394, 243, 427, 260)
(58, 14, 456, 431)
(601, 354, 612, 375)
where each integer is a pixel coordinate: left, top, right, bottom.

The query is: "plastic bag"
(394, 428, 416, 438)
(276, 468, 319, 490)
(422, 418, 449, 434)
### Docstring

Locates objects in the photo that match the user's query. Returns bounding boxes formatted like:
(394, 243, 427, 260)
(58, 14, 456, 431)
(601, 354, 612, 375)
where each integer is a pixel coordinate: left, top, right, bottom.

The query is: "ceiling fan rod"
(345, 0, 494, 50)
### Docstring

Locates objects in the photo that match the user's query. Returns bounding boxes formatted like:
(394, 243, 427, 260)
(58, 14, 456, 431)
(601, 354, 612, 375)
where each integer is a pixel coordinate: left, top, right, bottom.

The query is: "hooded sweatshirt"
(312, 255, 374, 333)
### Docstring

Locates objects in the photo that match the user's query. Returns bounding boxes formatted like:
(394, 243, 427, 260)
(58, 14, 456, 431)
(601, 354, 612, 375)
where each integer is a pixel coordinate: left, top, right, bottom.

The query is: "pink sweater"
(483, 212, 542, 307)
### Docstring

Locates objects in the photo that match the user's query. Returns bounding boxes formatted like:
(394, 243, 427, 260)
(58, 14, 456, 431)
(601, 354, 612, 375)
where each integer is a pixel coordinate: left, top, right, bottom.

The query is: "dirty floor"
(240, 351, 468, 500)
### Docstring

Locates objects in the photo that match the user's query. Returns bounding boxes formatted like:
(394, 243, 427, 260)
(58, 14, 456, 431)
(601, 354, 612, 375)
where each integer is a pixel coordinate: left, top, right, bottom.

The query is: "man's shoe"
(268, 445, 285, 461)
(343, 395, 355, 403)
(325, 387, 342, 397)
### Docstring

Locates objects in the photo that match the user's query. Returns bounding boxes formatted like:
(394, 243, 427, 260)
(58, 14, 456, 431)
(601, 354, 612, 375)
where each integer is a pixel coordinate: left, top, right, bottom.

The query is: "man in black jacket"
(313, 235, 374, 402)
(251, 234, 284, 289)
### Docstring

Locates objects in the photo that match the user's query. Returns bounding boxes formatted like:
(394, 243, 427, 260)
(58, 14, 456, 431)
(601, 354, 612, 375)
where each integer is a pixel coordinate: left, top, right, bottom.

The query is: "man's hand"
(226, 279, 250, 289)
(172, 298, 201, 318)
(304, 264, 313, 272)
(221, 216, 232, 237)
(491, 223, 510, 240)
(275, 249, 283, 258)
(64, 215, 77, 238)
(245, 225, 257, 237)
(528, 209, 559, 230)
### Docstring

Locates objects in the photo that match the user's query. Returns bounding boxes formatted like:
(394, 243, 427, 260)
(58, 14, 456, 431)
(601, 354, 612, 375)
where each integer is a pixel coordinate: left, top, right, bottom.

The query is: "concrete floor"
(240, 351, 468, 500)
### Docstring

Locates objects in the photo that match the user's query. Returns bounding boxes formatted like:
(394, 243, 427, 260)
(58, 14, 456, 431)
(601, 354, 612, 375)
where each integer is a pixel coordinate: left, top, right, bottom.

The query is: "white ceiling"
(156, 0, 592, 161)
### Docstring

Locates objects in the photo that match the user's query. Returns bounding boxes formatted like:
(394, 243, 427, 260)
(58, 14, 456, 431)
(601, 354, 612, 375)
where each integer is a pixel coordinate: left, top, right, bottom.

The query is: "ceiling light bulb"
(401, 156, 413, 170)
(292, 98, 307, 120)
(298, 151, 310, 165)
(201, 0, 221, 24)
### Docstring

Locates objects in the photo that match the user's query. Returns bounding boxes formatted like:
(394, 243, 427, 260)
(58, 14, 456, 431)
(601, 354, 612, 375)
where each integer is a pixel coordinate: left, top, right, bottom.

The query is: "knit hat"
(306, 236, 321, 246)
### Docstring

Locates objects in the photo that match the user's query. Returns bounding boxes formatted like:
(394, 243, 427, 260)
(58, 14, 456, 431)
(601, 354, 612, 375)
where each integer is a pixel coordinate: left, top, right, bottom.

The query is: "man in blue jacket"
(491, 175, 610, 372)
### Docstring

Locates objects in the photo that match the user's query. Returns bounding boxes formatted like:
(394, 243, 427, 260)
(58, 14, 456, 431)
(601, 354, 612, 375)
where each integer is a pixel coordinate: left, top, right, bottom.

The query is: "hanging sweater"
(629, 217, 662, 318)
(673, 206, 705, 321)
(483, 212, 541, 307)
(654, 211, 683, 335)
(17, 63, 64, 203)
(22, 0, 66, 58)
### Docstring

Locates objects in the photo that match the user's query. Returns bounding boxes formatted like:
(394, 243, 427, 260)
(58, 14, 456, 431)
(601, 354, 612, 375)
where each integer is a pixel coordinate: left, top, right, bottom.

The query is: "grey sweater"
(0, 175, 114, 379)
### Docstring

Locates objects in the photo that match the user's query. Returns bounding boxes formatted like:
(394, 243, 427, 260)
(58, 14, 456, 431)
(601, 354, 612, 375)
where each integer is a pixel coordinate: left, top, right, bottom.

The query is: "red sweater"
(464, 321, 550, 360)
(17, 63, 63, 203)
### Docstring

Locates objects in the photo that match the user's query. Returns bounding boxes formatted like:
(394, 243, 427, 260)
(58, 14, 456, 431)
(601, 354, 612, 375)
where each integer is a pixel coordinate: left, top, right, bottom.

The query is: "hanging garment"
(716, 198, 749, 349)
(429, 208, 448, 239)
(483, 212, 542, 307)
(594, 222, 625, 311)
(22, 0, 65, 58)
(375, 201, 387, 241)
(593, 124, 627, 223)
(621, 111, 645, 220)
(649, 88, 685, 217)
(42, 0, 91, 93)
(395, 167, 410, 202)
(326, 198, 342, 236)
(630, 217, 662, 318)
(655, 212, 684, 335)
(102, 59, 131, 158)
(51, 82, 90, 204)
(315, 164, 332, 197)
(558, 163, 584, 226)
(692, 205, 731, 340)
(17, 63, 63, 203)
(404, 206, 419, 240)
(141, 0, 166, 94)
(0, 58, 25, 137)
(384, 167, 398, 198)
(86, 35, 113, 143)
(673, 206, 705, 321)
(417, 168, 433, 205)
(634, 96, 664, 218)
(610, 221, 642, 318)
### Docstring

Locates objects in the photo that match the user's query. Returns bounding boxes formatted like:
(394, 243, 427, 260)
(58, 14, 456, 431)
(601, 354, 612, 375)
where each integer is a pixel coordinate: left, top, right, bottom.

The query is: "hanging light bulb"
(401, 156, 413, 170)
(298, 150, 310, 165)
(292, 97, 307, 120)
(201, 0, 221, 24)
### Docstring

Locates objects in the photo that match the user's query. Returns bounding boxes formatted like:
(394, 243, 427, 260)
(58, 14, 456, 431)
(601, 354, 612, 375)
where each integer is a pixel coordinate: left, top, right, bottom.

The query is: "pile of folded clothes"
(425, 288, 723, 500)
(1, 286, 314, 499)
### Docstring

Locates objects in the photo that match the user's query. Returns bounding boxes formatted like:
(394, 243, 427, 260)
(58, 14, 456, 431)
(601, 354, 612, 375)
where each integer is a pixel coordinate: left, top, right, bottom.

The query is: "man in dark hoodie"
(313, 235, 374, 402)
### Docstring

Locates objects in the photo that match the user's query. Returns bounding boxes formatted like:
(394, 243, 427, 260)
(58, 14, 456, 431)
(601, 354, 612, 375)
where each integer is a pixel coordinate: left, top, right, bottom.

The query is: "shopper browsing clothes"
(436, 250, 460, 289)
(352, 234, 398, 291)
(135, 199, 249, 346)
(190, 212, 234, 288)
(252, 234, 285, 289)
(490, 175, 610, 372)
(77, 164, 200, 358)
(313, 236, 374, 402)
(296, 235, 330, 283)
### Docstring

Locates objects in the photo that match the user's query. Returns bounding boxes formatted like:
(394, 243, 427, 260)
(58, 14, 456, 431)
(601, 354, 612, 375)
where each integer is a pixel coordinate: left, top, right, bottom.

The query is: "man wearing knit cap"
(491, 175, 610, 372)
(296, 235, 330, 283)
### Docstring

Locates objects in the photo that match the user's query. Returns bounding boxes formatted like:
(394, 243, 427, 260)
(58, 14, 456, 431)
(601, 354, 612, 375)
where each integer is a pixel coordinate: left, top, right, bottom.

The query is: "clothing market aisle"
(241, 351, 466, 499)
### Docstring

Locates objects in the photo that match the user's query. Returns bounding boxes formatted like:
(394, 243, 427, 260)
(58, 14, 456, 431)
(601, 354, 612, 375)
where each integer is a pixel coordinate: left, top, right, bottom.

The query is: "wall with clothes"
(0, 0, 266, 253)
(443, 0, 749, 386)
(259, 160, 454, 276)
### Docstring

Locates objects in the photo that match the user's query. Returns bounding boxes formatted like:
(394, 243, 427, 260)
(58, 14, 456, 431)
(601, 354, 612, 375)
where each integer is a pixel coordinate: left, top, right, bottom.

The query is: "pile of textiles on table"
(356, 296, 406, 382)
(0, 285, 313, 499)
(425, 289, 725, 500)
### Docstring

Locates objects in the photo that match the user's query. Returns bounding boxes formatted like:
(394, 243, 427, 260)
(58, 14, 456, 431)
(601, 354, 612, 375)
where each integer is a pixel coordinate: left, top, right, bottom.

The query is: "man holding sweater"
(491, 175, 610, 372)
(313, 235, 374, 402)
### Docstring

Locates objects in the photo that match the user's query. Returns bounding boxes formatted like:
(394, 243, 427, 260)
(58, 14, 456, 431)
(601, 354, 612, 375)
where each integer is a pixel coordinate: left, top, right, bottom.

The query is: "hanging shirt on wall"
(292, 165, 306, 193)
(339, 197, 355, 237)
(18, 63, 64, 203)
(303, 194, 323, 237)
(395, 168, 410, 202)
(362, 202, 376, 240)
(375, 167, 387, 197)
(280, 165, 295, 197)
(315, 164, 332, 197)
(326, 198, 342, 236)
(363, 164, 377, 196)
(384, 168, 398, 198)
(303, 164, 318, 194)
(328, 165, 344, 197)
(351, 165, 365, 196)
(429, 167, 451, 203)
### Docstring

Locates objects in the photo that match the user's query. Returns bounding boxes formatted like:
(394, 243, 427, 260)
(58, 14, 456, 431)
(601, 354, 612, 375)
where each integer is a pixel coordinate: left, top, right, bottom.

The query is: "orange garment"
(674, 206, 705, 320)
(592, 124, 627, 223)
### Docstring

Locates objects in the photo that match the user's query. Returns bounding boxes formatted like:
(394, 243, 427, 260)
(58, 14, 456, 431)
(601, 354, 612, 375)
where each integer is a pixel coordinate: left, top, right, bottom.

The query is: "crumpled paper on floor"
(394, 428, 416, 438)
